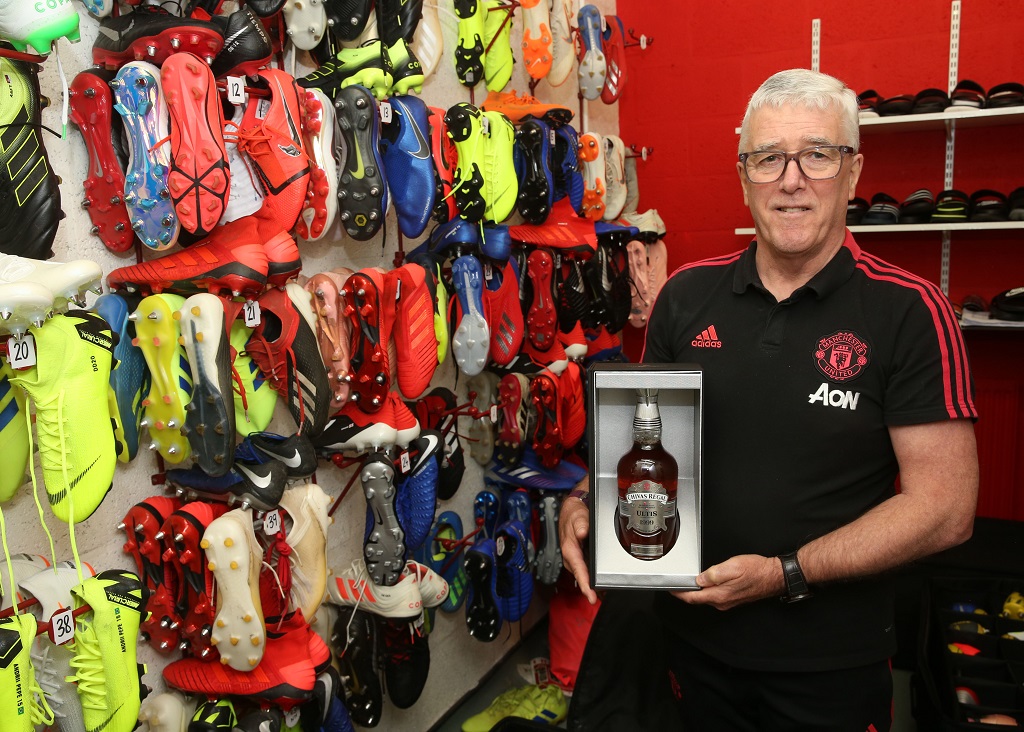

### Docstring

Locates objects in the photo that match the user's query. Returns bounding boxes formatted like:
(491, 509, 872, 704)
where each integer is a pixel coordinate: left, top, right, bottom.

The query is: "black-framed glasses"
(739, 145, 856, 183)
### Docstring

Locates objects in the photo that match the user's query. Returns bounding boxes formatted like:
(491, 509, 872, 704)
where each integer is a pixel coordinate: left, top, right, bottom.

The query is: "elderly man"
(560, 68, 979, 731)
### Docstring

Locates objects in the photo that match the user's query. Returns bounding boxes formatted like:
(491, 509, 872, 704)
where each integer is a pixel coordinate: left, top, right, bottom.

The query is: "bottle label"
(619, 479, 675, 536)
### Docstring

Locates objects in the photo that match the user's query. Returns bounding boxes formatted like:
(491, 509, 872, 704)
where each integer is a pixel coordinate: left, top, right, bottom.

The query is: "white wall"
(8, 0, 617, 728)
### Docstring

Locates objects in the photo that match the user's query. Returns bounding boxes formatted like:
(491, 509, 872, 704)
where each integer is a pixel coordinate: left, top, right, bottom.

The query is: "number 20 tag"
(7, 333, 36, 369)
(49, 608, 74, 645)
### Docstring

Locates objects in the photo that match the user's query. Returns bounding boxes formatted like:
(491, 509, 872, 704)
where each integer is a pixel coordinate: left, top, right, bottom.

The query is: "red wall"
(612, 0, 1024, 519)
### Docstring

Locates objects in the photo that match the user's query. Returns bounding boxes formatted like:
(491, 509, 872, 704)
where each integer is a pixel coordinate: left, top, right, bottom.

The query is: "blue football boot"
(552, 124, 585, 214)
(473, 486, 500, 539)
(480, 223, 511, 263)
(414, 510, 469, 613)
(515, 118, 555, 224)
(95, 293, 148, 462)
(380, 95, 435, 239)
(576, 4, 606, 100)
(451, 254, 489, 377)
(112, 61, 179, 251)
(464, 537, 502, 642)
(493, 518, 534, 622)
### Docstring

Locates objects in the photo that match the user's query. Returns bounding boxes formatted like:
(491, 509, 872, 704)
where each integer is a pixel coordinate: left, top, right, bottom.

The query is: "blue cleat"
(95, 293, 148, 462)
(380, 95, 436, 239)
(451, 254, 489, 377)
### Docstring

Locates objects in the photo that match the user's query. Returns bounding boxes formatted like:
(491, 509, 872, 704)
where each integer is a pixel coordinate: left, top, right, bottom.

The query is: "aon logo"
(808, 382, 861, 410)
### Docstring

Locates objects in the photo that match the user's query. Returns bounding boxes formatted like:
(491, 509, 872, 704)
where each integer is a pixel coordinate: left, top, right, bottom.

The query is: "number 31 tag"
(7, 333, 36, 369)
(49, 608, 74, 645)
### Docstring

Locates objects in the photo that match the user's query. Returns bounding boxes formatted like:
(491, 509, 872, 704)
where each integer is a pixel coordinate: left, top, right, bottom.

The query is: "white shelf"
(733, 105, 1024, 136)
(734, 222, 1024, 235)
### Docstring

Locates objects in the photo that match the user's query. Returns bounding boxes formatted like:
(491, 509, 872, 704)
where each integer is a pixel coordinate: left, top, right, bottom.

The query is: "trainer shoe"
(426, 105, 458, 224)
(516, 118, 555, 224)
(297, 89, 339, 242)
(9, 311, 116, 523)
(0, 254, 101, 313)
(304, 270, 352, 405)
(0, 359, 29, 501)
(461, 686, 532, 732)
(328, 557, 422, 620)
(330, 607, 381, 727)
(0, 613, 53, 730)
(464, 538, 502, 641)
(578, 131, 606, 220)
(298, 40, 393, 101)
(162, 52, 230, 237)
(230, 320, 278, 436)
(92, 6, 223, 69)
(112, 61, 180, 252)
(445, 102, 486, 222)
(520, 0, 551, 80)
(599, 13, 628, 102)
(546, 0, 574, 87)
(602, 133, 627, 220)
(481, 110, 517, 223)
(210, 5, 272, 78)
(0, 54, 62, 260)
(95, 293, 147, 463)
(386, 262, 438, 399)
(482, 0, 513, 91)
(480, 89, 573, 127)
(360, 453, 406, 586)
(453, 0, 484, 86)
(334, 84, 388, 241)
(451, 254, 490, 377)
(67, 570, 146, 732)
(278, 481, 331, 623)
(133, 293, 193, 464)
(495, 372, 529, 466)
(283, 0, 327, 50)
(137, 690, 197, 732)
(246, 284, 331, 438)
(535, 493, 561, 584)
(190, 698, 237, 730)
(236, 69, 311, 240)
(340, 267, 391, 411)
(576, 4, 605, 100)
(380, 95, 435, 239)
(465, 371, 498, 465)
(69, 67, 133, 253)
(462, 684, 566, 731)
(0, 0, 78, 53)
(483, 259, 524, 367)
(176, 293, 234, 476)
(201, 508, 266, 671)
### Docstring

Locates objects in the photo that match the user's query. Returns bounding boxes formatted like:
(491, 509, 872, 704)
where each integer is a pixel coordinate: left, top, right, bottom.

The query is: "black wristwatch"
(778, 550, 813, 603)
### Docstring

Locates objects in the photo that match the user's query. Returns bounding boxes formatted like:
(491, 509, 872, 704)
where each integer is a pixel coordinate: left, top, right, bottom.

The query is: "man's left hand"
(671, 554, 784, 610)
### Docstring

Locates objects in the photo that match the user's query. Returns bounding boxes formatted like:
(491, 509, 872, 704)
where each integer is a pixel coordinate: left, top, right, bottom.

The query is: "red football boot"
(529, 370, 563, 468)
(340, 268, 392, 413)
(264, 229, 303, 287)
(305, 270, 353, 406)
(525, 248, 557, 351)
(386, 263, 438, 400)
(162, 52, 230, 237)
(482, 259, 524, 367)
(495, 372, 530, 466)
(427, 105, 457, 223)
(69, 68, 133, 253)
(238, 69, 311, 241)
(508, 197, 597, 253)
(600, 15, 628, 104)
(106, 215, 269, 298)
(296, 89, 336, 242)
(558, 360, 585, 448)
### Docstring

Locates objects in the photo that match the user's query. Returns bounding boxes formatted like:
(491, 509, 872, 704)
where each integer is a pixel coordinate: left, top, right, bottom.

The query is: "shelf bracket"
(940, 0, 961, 297)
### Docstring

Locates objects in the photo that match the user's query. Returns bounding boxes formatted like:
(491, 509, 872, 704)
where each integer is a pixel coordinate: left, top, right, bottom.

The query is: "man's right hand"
(559, 480, 598, 604)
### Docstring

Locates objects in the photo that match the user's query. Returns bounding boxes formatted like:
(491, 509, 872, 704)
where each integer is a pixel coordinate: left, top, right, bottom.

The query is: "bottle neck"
(634, 427, 662, 448)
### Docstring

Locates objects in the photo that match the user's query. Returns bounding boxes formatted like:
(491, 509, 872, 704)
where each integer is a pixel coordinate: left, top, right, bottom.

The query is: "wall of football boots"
(0, 0, 663, 728)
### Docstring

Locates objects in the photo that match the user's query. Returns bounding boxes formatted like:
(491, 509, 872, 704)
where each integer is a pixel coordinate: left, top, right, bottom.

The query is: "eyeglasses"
(739, 145, 856, 184)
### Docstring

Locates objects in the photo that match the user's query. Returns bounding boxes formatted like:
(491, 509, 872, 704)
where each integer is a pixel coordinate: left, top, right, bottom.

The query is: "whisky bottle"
(616, 389, 678, 560)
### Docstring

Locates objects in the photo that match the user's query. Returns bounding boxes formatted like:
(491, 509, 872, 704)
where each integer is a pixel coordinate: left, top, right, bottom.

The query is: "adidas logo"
(691, 325, 722, 348)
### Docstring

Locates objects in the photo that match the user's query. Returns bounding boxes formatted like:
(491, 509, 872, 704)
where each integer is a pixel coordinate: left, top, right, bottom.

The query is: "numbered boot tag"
(263, 509, 281, 536)
(7, 333, 37, 369)
(49, 608, 74, 645)
(226, 75, 246, 105)
(244, 300, 261, 327)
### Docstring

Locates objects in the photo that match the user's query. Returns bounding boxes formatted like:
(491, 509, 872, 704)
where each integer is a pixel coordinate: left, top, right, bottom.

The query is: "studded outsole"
(466, 371, 498, 465)
(453, 0, 484, 87)
(296, 90, 338, 242)
(112, 61, 179, 252)
(516, 120, 553, 224)
(133, 295, 192, 464)
(69, 69, 134, 253)
(175, 294, 234, 477)
(521, 2, 553, 81)
(137, 691, 197, 732)
(530, 372, 564, 468)
(576, 5, 607, 101)
(120, 495, 182, 592)
(340, 271, 389, 412)
(162, 52, 229, 237)
(282, 0, 327, 51)
(444, 104, 486, 221)
(526, 248, 557, 351)
(451, 256, 490, 377)
(201, 509, 265, 671)
(535, 494, 562, 585)
(361, 454, 405, 587)
(335, 85, 386, 241)
(464, 544, 501, 641)
(495, 373, 528, 467)
(93, 25, 224, 71)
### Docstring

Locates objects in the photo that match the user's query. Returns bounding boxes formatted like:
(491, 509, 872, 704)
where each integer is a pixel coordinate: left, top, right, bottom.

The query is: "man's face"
(738, 103, 863, 262)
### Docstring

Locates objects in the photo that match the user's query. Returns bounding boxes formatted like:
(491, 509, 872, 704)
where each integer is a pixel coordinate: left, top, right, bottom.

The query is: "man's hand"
(559, 483, 598, 605)
(672, 554, 784, 610)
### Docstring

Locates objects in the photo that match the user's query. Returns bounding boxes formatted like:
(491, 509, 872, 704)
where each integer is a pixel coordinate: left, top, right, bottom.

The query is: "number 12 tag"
(49, 608, 74, 645)
(243, 300, 261, 327)
(226, 76, 245, 105)
(7, 333, 36, 369)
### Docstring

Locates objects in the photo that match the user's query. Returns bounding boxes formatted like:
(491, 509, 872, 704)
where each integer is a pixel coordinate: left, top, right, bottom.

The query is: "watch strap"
(568, 488, 590, 506)
(778, 550, 813, 603)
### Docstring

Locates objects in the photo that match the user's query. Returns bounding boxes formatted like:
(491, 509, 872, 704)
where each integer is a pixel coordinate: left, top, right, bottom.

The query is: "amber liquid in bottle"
(616, 389, 679, 560)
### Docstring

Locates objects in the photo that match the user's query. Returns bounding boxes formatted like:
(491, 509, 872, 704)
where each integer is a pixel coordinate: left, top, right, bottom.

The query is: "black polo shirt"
(643, 231, 976, 672)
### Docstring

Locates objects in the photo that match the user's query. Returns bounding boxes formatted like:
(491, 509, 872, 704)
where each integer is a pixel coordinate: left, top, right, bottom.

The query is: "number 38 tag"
(7, 333, 36, 369)
(49, 608, 74, 645)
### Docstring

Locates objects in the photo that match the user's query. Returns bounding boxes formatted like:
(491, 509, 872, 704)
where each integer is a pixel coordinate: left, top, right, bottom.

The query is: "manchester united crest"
(813, 331, 869, 382)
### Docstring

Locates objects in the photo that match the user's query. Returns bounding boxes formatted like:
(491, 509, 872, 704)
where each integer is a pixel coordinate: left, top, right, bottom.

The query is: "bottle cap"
(633, 389, 661, 432)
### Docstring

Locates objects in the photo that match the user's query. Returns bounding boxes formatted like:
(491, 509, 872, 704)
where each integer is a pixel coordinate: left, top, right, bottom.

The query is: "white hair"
(738, 68, 860, 153)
